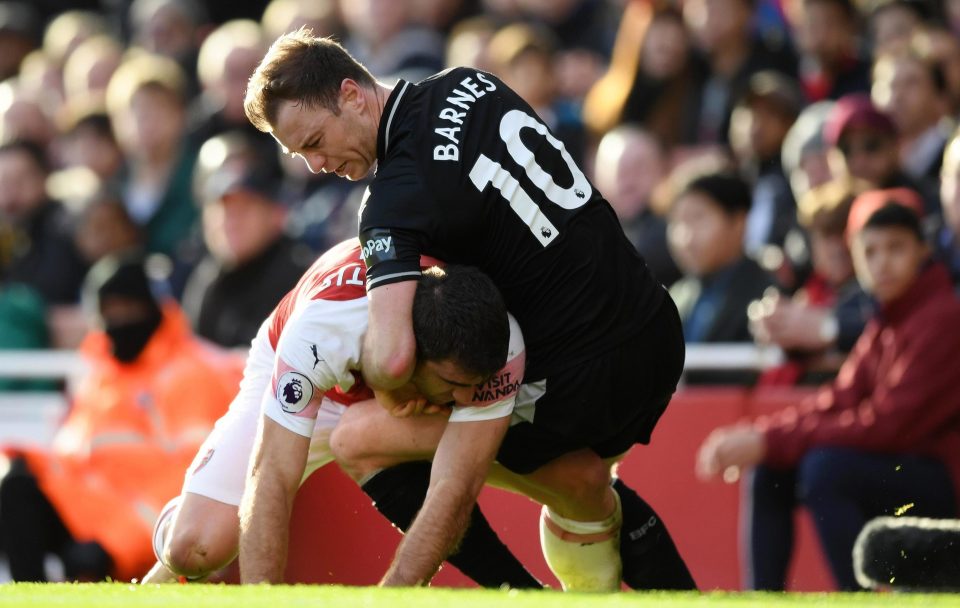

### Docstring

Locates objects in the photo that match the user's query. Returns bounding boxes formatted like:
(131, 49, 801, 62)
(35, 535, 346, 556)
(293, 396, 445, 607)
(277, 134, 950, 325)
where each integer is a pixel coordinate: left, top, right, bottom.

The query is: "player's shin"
(361, 462, 542, 589)
(613, 478, 697, 590)
(539, 490, 622, 591)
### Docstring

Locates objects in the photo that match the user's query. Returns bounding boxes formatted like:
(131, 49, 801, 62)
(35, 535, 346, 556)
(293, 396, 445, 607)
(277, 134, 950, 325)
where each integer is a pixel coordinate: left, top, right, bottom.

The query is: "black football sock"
(614, 478, 697, 590)
(361, 461, 542, 589)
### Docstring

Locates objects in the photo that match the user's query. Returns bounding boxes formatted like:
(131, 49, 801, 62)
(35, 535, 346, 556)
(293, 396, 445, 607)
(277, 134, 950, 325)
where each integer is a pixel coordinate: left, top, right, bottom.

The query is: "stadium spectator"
(0, 281, 52, 391)
(512, 0, 618, 101)
(128, 0, 205, 96)
(867, 0, 928, 58)
(58, 107, 123, 183)
(0, 78, 56, 148)
(188, 19, 273, 152)
(668, 170, 776, 343)
(781, 100, 836, 203)
(0, 254, 242, 582)
(0, 140, 87, 305)
(261, 0, 343, 43)
(824, 94, 939, 213)
(339, 0, 445, 83)
(751, 179, 876, 384)
(697, 190, 960, 590)
(61, 34, 122, 106)
(871, 45, 953, 187)
(784, 0, 870, 101)
(444, 15, 498, 71)
(937, 128, 960, 287)
(70, 186, 143, 265)
(487, 22, 585, 162)
(729, 71, 803, 254)
(0, 2, 41, 82)
(584, 4, 699, 145)
(181, 133, 309, 348)
(683, 0, 797, 144)
(105, 52, 199, 265)
(593, 124, 680, 287)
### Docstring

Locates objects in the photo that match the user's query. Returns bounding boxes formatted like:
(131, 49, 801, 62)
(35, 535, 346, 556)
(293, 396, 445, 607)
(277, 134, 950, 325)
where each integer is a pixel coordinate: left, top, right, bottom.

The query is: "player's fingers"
(391, 401, 416, 418)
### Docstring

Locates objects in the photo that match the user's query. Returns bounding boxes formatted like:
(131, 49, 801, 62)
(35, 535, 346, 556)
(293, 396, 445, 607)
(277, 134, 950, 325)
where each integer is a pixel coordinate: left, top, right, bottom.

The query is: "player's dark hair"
(244, 28, 376, 133)
(862, 202, 924, 240)
(413, 265, 509, 380)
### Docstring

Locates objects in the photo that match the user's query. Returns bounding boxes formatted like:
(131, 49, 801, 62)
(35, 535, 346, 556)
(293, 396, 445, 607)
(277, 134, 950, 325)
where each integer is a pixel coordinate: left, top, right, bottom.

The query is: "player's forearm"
(238, 418, 308, 584)
(362, 281, 418, 390)
(239, 472, 294, 583)
(360, 330, 416, 390)
(380, 476, 481, 586)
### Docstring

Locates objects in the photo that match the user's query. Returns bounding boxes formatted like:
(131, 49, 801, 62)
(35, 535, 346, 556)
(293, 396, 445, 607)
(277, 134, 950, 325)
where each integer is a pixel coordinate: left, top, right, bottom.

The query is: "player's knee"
(164, 517, 236, 577)
(329, 424, 380, 482)
(545, 456, 613, 517)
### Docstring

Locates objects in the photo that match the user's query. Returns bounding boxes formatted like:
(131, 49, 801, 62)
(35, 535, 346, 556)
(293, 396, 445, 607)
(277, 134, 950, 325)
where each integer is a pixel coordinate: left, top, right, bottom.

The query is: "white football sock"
(539, 490, 623, 591)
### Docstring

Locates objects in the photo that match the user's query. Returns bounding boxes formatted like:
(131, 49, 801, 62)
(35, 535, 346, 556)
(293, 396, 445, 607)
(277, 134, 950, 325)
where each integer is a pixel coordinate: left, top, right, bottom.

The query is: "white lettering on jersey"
(433, 73, 498, 163)
(361, 236, 393, 259)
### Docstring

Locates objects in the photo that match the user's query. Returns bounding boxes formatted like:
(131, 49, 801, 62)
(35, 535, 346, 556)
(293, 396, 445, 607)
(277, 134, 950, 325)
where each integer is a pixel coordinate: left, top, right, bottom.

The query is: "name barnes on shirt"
(431, 71, 497, 163)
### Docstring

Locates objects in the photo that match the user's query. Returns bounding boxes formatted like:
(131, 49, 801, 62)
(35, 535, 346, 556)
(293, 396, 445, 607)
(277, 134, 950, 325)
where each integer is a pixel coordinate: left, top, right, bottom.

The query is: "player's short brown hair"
(244, 28, 375, 132)
(413, 266, 509, 380)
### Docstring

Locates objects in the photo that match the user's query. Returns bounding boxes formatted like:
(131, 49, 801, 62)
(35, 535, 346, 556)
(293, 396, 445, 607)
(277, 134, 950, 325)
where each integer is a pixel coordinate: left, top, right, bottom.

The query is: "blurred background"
(1, 0, 959, 591)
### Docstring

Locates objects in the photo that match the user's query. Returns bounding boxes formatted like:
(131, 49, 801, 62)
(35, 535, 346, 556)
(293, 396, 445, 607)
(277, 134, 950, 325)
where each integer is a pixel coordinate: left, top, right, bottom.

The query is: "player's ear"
(340, 78, 362, 110)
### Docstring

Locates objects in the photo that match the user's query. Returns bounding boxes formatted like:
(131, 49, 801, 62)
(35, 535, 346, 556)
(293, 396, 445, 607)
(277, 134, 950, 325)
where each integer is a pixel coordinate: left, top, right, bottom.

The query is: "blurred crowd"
(1, 0, 960, 589)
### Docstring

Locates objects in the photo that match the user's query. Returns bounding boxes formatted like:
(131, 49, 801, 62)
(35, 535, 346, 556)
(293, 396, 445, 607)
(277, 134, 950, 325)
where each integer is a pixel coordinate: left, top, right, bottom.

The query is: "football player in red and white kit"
(143, 240, 537, 587)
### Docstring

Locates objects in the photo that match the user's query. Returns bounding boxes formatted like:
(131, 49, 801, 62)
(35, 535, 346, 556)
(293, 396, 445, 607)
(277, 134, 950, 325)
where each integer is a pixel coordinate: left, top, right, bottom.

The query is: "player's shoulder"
(295, 239, 368, 303)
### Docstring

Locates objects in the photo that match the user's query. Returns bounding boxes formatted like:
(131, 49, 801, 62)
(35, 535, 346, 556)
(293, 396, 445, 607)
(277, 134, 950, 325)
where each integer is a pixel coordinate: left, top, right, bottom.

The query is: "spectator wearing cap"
(181, 132, 310, 348)
(0, 253, 242, 582)
(936, 128, 960, 287)
(872, 45, 953, 187)
(785, 0, 871, 101)
(697, 189, 960, 590)
(729, 71, 804, 254)
(825, 93, 940, 214)
(668, 171, 777, 344)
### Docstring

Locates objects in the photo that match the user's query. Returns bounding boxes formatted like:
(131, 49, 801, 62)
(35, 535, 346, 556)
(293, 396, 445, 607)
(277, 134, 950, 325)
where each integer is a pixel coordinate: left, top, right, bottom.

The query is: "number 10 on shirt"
(469, 109, 592, 247)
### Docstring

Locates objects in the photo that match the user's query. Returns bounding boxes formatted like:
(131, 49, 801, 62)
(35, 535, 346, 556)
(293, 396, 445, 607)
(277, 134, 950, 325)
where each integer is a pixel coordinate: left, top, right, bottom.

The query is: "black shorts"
(496, 296, 685, 474)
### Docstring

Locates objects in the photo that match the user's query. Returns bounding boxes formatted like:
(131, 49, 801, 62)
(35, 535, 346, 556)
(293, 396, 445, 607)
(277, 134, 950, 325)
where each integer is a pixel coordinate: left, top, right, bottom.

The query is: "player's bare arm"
(380, 415, 510, 586)
(360, 280, 418, 391)
(239, 416, 310, 583)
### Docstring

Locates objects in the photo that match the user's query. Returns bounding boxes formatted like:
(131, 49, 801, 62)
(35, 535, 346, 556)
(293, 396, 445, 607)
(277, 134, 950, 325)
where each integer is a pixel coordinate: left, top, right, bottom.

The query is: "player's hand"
(375, 386, 428, 418)
(696, 423, 766, 482)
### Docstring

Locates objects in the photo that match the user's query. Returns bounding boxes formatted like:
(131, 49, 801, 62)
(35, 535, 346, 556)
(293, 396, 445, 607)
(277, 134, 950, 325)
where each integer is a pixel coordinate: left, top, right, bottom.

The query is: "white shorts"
(182, 321, 351, 506)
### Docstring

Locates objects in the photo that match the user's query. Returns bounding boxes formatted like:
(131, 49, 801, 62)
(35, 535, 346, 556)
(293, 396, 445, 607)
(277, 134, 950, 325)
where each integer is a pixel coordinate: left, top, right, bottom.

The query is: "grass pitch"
(2, 584, 960, 608)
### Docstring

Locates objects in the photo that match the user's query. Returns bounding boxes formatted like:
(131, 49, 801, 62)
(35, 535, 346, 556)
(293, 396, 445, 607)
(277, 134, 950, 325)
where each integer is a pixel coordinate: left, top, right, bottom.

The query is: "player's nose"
(303, 152, 328, 174)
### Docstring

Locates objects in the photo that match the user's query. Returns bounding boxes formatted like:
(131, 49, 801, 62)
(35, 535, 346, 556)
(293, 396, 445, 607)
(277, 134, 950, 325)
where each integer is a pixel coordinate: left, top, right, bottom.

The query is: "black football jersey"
(359, 68, 665, 380)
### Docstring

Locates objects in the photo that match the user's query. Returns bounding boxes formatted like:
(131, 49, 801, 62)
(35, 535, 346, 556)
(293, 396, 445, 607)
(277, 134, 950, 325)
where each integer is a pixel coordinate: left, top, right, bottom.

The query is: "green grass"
(2, 584, 960, 608)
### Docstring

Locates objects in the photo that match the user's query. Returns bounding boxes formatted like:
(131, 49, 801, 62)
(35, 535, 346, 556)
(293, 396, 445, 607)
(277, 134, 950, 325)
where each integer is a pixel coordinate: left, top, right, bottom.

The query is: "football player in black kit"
(243, 29, 695, 591)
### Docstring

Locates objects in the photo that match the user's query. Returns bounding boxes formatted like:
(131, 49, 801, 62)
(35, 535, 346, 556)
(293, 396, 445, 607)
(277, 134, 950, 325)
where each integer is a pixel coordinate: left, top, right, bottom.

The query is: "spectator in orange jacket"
(0, 253, 243, 582)
(697, 189, 960, 590)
